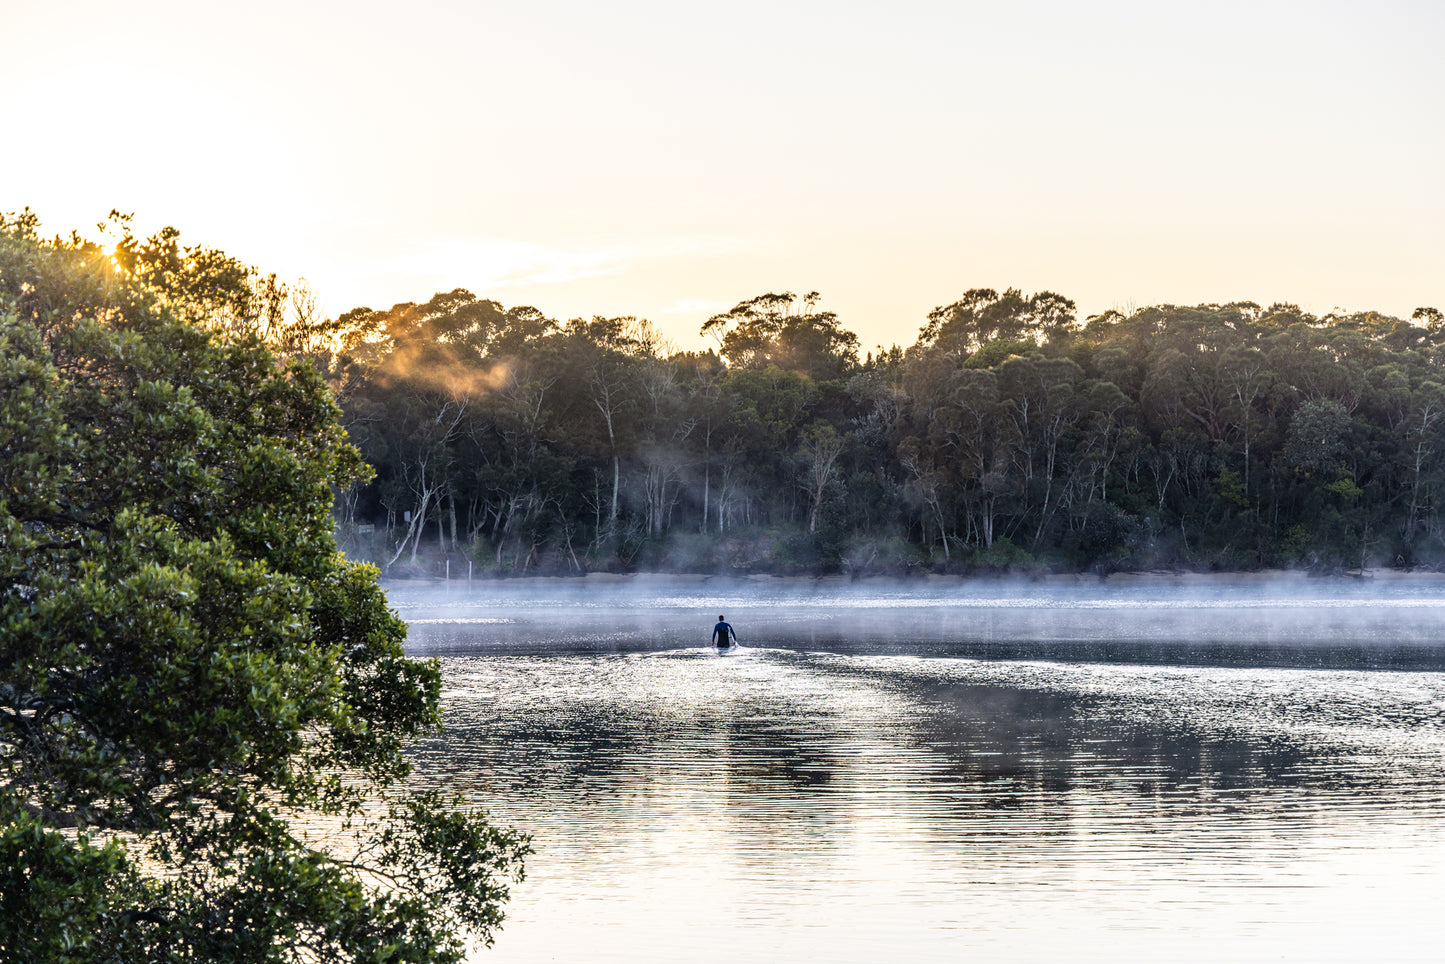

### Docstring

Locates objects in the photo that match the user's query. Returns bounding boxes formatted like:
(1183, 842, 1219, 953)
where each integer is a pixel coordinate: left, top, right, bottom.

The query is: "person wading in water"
(712, 615, 738, 648)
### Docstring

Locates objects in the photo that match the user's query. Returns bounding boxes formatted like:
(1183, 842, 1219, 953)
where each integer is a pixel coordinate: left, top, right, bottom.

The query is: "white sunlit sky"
(3, 0, 1441, 352)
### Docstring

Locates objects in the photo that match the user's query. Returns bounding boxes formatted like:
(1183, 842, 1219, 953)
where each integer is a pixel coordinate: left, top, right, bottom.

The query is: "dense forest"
(308, 284, 1445, 577)
(13, 211, 1443, 577)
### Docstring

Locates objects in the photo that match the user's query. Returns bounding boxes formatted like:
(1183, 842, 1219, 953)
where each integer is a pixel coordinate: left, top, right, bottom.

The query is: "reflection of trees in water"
(756, 613, 1445, 670)
(407, 654, 1441, 826)
(411, 701, 849, 800)
(850, 671, 1407, 808)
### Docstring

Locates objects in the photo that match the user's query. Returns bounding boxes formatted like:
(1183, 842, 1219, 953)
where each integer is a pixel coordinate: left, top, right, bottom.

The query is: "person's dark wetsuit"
(712, 617, 737, 648)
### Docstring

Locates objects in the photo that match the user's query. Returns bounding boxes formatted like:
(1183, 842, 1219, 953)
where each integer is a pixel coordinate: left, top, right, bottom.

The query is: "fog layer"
(391, 572, 1445, 670)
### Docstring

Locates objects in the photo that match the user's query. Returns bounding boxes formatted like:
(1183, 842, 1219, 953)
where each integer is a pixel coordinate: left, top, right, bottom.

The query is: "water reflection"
(402, 627, 1445, 963)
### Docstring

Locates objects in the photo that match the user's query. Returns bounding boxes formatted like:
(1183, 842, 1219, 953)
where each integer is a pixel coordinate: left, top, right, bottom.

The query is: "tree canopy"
(324, 280, 1445, 578)
(0, 211, 527, 962)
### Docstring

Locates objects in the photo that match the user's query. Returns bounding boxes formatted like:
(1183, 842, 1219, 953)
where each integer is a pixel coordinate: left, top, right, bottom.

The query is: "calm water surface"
(393, 577, 1445, 962)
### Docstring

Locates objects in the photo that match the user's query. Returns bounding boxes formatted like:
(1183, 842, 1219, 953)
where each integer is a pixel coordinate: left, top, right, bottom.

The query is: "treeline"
(15, 210, 1438, 576)
(318, 285, 1445, 576)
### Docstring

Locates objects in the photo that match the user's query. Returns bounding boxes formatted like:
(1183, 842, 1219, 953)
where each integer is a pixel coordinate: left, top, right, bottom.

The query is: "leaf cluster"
(0, 215, 527, 962)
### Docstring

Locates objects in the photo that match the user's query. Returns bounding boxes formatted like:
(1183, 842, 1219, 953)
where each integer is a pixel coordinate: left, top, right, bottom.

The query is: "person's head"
(718, 615, 725, 622)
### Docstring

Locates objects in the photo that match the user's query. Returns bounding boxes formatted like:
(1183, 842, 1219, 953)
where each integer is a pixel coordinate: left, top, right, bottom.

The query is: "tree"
(997, 355, 1086, 548)
(797, 423, 844, 534)
(0, 214, 527, 962)
(702, 291, 859, 380)
(917, 287, 1077, 356)
(566, 316, 647, 536)
(720, 365, 815, 527)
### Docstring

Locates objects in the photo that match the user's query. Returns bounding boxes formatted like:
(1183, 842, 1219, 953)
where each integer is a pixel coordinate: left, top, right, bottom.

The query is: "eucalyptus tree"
(1218, 343, 1274, 499)
(1061, 379, 1136, 544)
(797, 423, 845, 534)
(566, 315, 644, 536)
(996, 355, 1087, 548)
(918, 288, 1077, 356)
(703, 290, 859, 380)
(676, 351, 729, 534)
(345, 299, 485, 567)
(721, 365, 816, 526)
(941, 369, 1016, 551)
(896, 434, 955, 560)
(1398, 380, 1445, 549)
(841, 355, 909, 535)
(636, 348, 697, 538)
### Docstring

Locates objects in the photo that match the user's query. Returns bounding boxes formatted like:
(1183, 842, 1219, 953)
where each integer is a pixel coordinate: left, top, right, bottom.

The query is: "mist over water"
(393, 576, 1445, 962)
(395, 572, 1445, 669)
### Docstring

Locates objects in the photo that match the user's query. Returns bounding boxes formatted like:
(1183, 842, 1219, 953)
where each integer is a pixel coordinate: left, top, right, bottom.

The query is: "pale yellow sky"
(3, 0, 1441, 352)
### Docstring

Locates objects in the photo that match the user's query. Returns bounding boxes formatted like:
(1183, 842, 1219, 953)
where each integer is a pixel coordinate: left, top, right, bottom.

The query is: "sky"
(3, 0, 1441, 353)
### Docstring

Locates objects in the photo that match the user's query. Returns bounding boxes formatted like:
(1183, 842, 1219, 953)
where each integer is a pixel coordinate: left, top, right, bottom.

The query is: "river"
(391, 574, 1445, 962)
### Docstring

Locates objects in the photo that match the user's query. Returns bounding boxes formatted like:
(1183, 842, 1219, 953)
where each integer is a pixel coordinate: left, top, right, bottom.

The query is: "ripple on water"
(404, 646, 1445, 962)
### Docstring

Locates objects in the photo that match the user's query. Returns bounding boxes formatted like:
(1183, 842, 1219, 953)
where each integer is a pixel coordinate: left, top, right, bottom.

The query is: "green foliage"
(1324, 476, 1363, 501)
(331, 279, 1445, 575)
(962, 338, 1037, 370)
(56, 209, 1436, 578)
(962, 536, 1035, 572)
(919, 288, 1075, 355)
(0, 801, 150, 963)
(0, 215, 527, 962)
(702, 291, 858, 379)
(1283, 398, 1353, 474)
(1214, 467, 1249, 510)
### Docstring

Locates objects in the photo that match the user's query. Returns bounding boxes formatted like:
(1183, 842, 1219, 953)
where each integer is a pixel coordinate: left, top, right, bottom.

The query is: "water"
(393, 576, 1445, 962)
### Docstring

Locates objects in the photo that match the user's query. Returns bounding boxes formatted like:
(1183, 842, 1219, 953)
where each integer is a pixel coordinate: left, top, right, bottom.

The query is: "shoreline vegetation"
(11, 211, 1445, 579)
(331, 286, 1445, 581)
(380, 567, 1445, 591)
